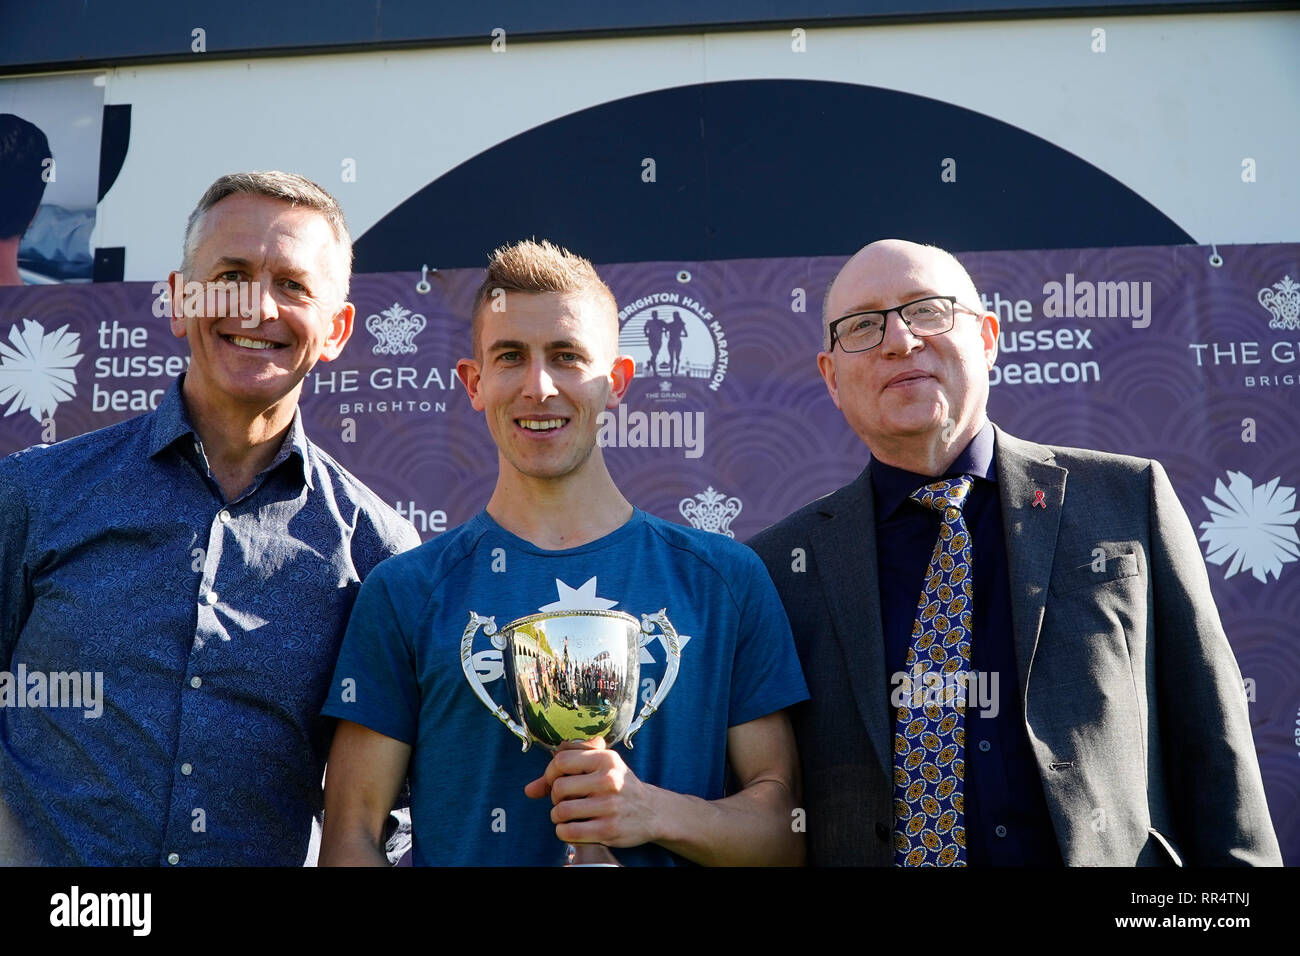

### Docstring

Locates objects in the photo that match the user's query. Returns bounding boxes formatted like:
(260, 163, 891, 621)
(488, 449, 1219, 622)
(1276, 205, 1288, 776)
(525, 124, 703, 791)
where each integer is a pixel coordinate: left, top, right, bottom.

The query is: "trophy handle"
(622, 609, 680, 749)
(460, 611, 530, 751)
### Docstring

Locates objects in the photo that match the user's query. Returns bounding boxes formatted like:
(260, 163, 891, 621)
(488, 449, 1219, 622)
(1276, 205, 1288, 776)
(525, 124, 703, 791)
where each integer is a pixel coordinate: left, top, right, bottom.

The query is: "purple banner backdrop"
(1, 242, 1297, 862)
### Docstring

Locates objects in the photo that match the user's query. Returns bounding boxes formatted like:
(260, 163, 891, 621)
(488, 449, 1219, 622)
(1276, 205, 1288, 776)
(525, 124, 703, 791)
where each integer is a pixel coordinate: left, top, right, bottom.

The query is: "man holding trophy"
(319, 240, 807, 866)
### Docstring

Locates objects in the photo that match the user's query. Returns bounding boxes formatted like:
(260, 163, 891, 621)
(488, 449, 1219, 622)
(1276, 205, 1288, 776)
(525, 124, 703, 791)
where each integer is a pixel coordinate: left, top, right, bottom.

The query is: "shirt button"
(217, 509, 231, 524)
(995, 825, 1008, 838)
(167, 852, 180, 865)
(181, 762, 193, 776)
(978, 740, 991, 752)
(201, 592, 218, 606)
(190, 676, 202, 689)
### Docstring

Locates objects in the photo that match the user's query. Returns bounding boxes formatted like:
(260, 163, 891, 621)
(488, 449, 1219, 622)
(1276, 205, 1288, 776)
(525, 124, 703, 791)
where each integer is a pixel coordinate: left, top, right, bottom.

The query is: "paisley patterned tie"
(892, 476, 973, 867)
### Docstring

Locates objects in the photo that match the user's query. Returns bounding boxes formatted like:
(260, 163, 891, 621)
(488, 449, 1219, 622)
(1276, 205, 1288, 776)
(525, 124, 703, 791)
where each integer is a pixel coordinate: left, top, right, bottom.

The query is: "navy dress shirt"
(0, 376, 419, 865)
(871, 422, 1062, 866)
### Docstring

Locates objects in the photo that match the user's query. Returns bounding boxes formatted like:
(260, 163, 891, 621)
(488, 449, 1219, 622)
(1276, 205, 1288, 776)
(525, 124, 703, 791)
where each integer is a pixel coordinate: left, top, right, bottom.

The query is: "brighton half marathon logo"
(1259, 275, 1300, 331)
(366, 302, 426, 355)
(1199, 470, 1299, 584)
(618, 290, 729, 400)
(0, 318, 83, 421)
(679, 486, 743, 538)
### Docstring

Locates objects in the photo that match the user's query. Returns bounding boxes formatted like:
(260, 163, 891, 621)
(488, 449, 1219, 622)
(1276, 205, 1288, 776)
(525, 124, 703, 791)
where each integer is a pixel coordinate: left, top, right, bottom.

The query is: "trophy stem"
(566, 843, 621, 866)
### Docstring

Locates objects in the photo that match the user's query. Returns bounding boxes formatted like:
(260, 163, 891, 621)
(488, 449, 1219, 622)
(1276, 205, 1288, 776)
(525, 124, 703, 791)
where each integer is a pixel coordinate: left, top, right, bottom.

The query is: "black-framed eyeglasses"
(828, 295, 978, 353)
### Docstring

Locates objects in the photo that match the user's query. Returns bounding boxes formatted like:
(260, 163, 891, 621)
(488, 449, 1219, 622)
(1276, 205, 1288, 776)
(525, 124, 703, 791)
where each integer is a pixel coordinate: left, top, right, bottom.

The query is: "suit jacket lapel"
(810, 469, 893, 780)
(994, 426, 1067, 705)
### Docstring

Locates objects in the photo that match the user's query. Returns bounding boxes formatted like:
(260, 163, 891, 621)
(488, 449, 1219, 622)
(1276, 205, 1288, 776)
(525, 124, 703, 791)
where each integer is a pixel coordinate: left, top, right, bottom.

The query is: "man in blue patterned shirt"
(0, 171, 419, 865)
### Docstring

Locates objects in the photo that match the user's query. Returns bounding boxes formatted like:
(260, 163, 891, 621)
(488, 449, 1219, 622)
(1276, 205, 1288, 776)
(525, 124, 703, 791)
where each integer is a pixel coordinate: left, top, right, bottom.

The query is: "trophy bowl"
(461, 608, 680, 753)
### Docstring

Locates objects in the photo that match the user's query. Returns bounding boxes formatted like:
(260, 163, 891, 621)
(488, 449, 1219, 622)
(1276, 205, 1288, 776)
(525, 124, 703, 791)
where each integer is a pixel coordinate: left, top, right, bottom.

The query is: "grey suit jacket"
(748, 426, 1282, 866)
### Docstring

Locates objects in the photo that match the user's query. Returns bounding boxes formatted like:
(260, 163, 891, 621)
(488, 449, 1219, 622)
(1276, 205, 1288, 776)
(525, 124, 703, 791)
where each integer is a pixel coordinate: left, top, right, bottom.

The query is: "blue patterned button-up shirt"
(0, 377, 420, 865)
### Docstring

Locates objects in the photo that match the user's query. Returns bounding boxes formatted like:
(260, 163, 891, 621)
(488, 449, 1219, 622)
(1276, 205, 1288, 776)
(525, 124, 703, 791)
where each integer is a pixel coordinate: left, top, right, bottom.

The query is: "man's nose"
(521, 358, 557, 401)
(878, 308, 923, 357)
(243, 280, 278, 327)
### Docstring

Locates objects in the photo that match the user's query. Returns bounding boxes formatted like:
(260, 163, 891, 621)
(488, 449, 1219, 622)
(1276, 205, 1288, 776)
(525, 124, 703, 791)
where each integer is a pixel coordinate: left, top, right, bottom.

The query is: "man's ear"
(317, 301, 356, 362)
(816, 351, 843, 411)
(456, 357, 485, 411)
(168, 271, 187, 339)
(605, 355, 636, 409)
(979, 311, 999, 369)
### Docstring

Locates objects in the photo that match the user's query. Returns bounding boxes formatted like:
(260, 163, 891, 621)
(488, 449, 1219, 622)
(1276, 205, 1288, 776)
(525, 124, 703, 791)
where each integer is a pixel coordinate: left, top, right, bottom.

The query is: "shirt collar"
(145, 376, 195, 458)
(271, 409, 314, 490)
(148, 375, 314, 489)
(869, 419, 997, 519)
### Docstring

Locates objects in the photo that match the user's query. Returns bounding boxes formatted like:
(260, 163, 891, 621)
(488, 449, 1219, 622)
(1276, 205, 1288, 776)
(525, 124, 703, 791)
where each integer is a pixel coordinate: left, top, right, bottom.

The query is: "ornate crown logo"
(679, 486, 743, 538)
(1258, 275, 1300, 331)
(365, 303, 426, 355)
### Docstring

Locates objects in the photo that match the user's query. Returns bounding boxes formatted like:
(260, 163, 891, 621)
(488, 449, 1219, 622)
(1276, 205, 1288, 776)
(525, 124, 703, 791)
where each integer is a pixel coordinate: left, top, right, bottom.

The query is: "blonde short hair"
(469, 239, 617, 357)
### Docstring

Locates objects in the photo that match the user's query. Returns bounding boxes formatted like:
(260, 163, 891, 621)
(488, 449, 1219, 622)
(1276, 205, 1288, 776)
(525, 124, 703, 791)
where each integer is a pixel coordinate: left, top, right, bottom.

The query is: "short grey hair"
(180, 170, 353, 300)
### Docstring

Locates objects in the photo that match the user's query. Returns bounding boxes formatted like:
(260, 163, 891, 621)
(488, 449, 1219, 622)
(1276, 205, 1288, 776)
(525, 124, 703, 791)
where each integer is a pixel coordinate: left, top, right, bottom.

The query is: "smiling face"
(818, 240, 999, 466)
(169, 193, 354, 417)
(458, 291, 632, 484)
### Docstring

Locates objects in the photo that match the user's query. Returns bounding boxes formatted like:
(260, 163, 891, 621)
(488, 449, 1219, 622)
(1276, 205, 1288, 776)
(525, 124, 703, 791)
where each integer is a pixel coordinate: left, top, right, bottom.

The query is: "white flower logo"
(1199, 471, 1300, 583)
(0, 318, 84, 421)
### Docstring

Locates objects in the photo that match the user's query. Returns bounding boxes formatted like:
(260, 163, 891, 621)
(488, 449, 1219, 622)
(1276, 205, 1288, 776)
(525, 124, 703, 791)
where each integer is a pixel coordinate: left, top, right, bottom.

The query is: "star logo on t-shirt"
(538, 577, 618, 612)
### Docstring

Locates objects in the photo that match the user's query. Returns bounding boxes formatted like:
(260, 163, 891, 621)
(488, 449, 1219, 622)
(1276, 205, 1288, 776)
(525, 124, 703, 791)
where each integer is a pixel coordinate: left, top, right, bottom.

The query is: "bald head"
(814, 237, 999, 475)
(822, 240, 983, 351)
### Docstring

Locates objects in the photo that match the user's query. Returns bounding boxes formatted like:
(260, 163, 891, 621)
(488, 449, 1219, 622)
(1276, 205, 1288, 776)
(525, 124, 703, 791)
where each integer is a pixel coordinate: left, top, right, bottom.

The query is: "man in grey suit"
(748, 239, 1281, 866)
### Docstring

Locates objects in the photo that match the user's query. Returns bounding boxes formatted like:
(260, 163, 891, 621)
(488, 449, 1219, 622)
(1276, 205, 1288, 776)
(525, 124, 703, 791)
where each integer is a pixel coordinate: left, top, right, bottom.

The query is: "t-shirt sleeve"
(727, 546, 809, 728)
(322, 565, 421, 744)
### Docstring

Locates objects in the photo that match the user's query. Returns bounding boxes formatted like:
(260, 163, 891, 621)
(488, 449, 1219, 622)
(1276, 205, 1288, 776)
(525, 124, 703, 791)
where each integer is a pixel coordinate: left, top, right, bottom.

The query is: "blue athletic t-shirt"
(323, 508, 808, 866)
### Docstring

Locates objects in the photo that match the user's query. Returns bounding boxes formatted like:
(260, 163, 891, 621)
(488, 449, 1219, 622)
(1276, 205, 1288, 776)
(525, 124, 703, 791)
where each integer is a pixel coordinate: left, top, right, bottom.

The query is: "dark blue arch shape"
(353, 79, 1191, 271)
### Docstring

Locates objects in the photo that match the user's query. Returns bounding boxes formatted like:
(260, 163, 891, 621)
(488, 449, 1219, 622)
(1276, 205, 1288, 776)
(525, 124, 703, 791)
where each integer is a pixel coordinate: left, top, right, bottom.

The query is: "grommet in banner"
(676, 270, 691, 283)
(416, 265, 433, 294)
(1208, 245, 1223, 268)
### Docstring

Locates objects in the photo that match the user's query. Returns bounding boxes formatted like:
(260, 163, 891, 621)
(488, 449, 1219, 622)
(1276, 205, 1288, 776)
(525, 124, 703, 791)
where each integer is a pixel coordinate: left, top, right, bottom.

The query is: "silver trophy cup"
(461, 608, 681, 752)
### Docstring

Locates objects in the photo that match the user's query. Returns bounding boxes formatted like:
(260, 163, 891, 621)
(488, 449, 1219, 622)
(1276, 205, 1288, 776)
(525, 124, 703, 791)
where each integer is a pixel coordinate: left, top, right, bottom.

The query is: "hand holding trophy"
(461, 608, 682, 865)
